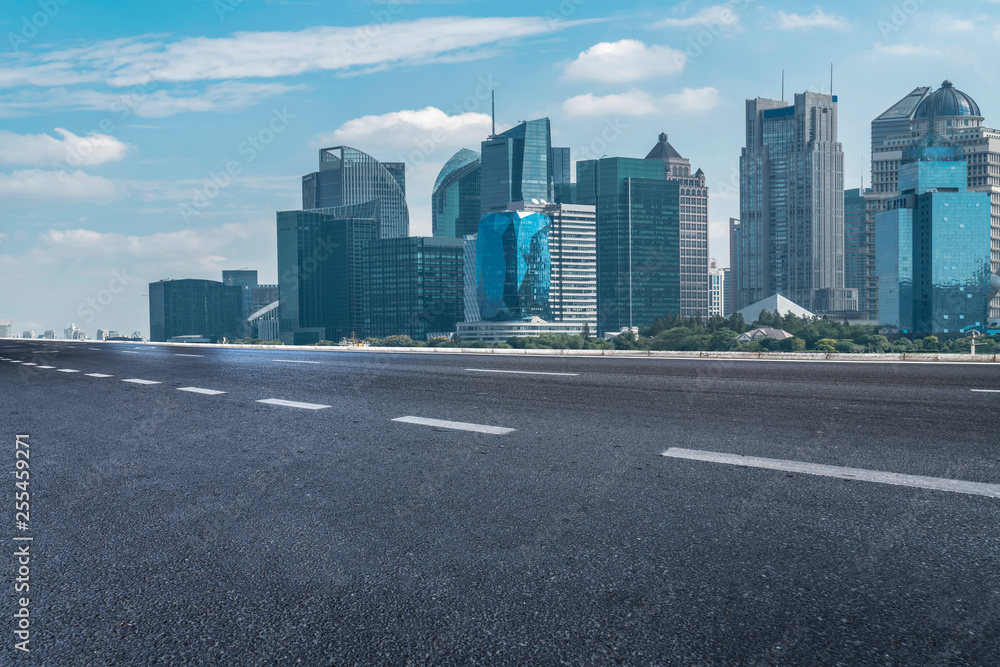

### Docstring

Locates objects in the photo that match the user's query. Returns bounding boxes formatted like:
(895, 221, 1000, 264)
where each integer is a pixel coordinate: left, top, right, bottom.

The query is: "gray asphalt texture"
(1, 340, 999, 666)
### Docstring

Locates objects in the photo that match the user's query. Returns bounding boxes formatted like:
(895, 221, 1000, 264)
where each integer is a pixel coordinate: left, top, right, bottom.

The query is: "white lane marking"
(86, 373, 114, 378)
(971, 389, 1000, 393)
(8, 360, 23, 364)
(273, 359, 322, 364)
(177, 387, 226, 396)
(466, 368, 579, 377)
(257, 398, 330, 410)
(57, 369, 80, 373)
(21, 363, 37, 366)
(121, 351, 139, 354)
(392, 416, 515, 435)
(89, 348, 100, 350)
(37, 366, 56, 369)
(122, 379, 160, 385)
(175, 354, 204, 358)
(662, 448, 1000, 499)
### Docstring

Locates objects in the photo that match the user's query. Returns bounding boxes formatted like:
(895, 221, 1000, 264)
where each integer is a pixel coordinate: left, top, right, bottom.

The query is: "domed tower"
(911, 80, 984, 137)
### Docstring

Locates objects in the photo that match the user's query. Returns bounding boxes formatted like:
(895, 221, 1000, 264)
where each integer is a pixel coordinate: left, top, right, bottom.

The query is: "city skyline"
(3, 0, 1000, 334)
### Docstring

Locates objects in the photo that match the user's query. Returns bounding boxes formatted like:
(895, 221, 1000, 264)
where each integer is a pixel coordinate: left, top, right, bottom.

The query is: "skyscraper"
(645, 132, 709, 318)
(276, 209, 378, 344)
(577, 157, 681, 334)
(432, 149, 481, 238)
(708, 259, 726, 318)
(876, 144, 992, 335)
(472, 211, 551, 321)
(843, 188, 872, 318)
(870, 81, 1000, 319)
(363, 237, 465, 339)
(734, 92, 853, 315)
(480, 118, 553, 218)
(301, 146, 409, 239)
(509, 201, 597, 329)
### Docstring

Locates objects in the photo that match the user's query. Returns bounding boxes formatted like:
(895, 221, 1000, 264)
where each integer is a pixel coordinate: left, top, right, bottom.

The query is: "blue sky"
(1, 0, 998, 336)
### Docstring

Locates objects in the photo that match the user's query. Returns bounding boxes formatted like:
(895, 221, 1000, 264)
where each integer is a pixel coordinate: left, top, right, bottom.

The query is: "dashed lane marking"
(177, 387, 226, 395)
(122, 379, 160, 385)
(256, 398, 330, 410)
(392, 416, 515, 435)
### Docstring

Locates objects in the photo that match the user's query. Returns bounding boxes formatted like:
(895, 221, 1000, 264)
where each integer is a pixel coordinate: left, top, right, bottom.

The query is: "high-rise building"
(95, 329, 109, 341)
(844, 188, 873, 319)
(22, 331, 35, 339)
(301, 146, 409, 239)
(432, 149, 481, 238)
(577, 157, 681, 334)
(472, 211, 551, 321)
(645, 132, 709, 318)
(876, 144, 992, 335)
(734, 92, 854, 315)
(462, 234, 480, 323)
(363, 236, 465, 339)
(0, 320, 11, 338)
(276, 209, 378, 344)
(870, 81, 1000, 319)
(223, 269, 258, 330)
(708, 259, 726, 318)
(148, 279, 244, 342)
(509, 201, 597, 329)
(480, 118, 553, 218)
(722, 267, 732, 318)
(551, 147, 571, 185)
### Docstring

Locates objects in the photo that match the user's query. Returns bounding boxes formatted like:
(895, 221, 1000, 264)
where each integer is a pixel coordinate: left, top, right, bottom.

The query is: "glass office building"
(148, 279, 245, 342)
(432, 149, 481, 238)
(876, 145, 992, 335)
(480, 118, 553, 218)
(276, 210, 378, 344)
(363, 237, 465, 339)
(474, 211, 551, 321)
(301, 146, 409, 239)
(577, 157, 681, 334)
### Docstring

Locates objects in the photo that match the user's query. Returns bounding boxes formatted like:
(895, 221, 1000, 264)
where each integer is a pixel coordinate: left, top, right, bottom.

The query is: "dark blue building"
(480, 118, 553, 218)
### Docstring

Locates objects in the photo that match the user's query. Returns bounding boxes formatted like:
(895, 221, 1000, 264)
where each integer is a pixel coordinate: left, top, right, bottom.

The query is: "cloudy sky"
(2, 0, 999, 336)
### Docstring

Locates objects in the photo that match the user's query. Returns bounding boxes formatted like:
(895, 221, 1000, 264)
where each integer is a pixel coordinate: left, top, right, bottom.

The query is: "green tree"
(815, 338, 837, 352)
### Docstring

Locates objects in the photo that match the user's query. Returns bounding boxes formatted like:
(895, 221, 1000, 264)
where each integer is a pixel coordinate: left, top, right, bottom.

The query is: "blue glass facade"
(148, 279, 245, 342)
(432, 149, 481, 238)
(876, 147, 992, 335)
(474, 211, 551, 321)
(480, 118, 553, 218)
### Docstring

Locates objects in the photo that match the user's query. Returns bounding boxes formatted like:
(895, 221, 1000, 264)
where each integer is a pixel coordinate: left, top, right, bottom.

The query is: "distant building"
(64, 324, 82, 340)
(577, 156, 681, 334)
(276, 209, 378, 344)
(457, 316, 589, 343)
(722, 268, 732, 318)
(472, 210, 551, 321)
(41, 330, 55, 339)
(95, 329, 109, 341)
(551, 146, 571, 186)
(734, 92, 855, 316)
(645, 132, 710, 318)
(301, 146, 409, 239)
(509, 201, 597, 330)
(844, 188, 874, 320)
(432, 149, 481, 239)
(363, 236, 465, 340)
(462, 234, 480, 323)
(736, 294, 816, 326)
(876, 143, 992, 336)
(708, 259, 726, 318)
(0, 320, 11, 338)
(738, 327, 793, 342)
(148, 279, 244, 343)
(480, 118, 553, 218)
(22, 330, 35, 339)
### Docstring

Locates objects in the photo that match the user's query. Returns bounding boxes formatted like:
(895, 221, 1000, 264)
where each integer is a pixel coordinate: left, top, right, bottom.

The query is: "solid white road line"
(57, 369, 80, 373)
(37, 366, 55, 369)
(89, 348, 100, 350)
(8, 360, 23, 363)
(971, 389, 1000, 393)
(175, 354, 204, 358)
(21, 363, 37, 366)
(121, 351, 139, 354)
(273, 359, 322, 364)
(465, 368, 579, 377)
(662, 447, 1000, 499)
(86, 373, 114, 378)
(122, 379, 160, 385)
(177, 387, 226, 395)
(392, 416, 515, 435)
(257, 398, 330, 410)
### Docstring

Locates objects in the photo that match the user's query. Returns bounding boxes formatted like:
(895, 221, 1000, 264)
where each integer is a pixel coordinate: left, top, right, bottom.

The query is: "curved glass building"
(302, 146, 409, 239)
(432, 149, 481, 238)
(474, 211, 551, 321)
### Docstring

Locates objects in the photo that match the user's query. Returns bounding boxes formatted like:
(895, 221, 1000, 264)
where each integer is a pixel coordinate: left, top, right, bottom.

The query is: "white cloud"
(563, 87, 721, 117)
(563, 90, 657, 117)
(0, 169, 122, 204)
(320, 107, 492, 158)
(871, 42, 941, 58)
(0, 17, 578, 89)
(563, 40, 686, 83)
(0, 129, 130, 167)
(654, 3, 744, 29)
(773, 8, 849, 31)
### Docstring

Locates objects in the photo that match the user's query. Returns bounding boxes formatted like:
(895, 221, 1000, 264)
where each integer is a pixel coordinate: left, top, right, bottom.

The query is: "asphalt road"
(2, 340, 999, 665)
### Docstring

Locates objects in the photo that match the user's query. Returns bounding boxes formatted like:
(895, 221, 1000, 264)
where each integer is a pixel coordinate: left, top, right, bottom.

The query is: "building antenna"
(830, 62, 834, 96)
(781, 70, 784, 102)
(491, 89, 496, 138)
